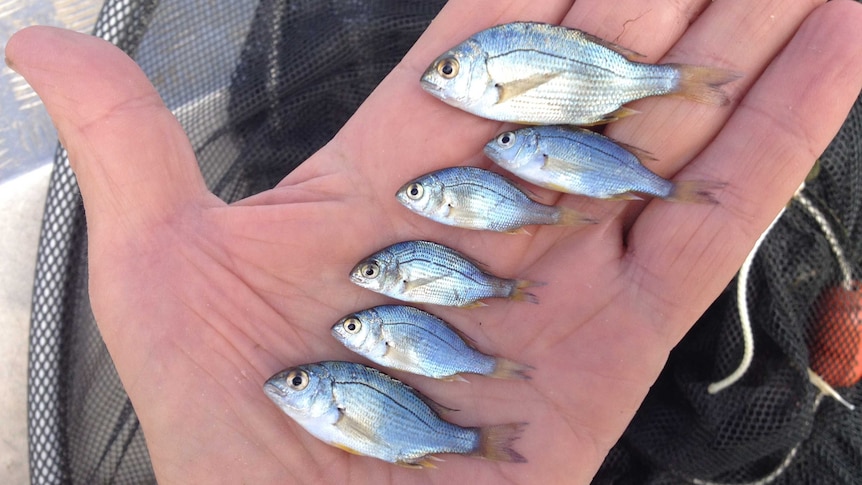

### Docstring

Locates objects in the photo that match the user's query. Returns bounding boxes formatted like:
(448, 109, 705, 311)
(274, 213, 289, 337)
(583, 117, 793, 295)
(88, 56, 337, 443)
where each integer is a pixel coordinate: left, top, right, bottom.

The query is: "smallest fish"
(484, 126, 724, 202)
(396, 166, 596, 233)
(332, 305, 532, 380)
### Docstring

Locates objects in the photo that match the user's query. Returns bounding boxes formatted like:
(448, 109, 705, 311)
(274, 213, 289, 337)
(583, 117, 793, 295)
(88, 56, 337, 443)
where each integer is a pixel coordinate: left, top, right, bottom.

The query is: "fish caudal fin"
(555, 206, 599, 227)
(671, 64, 741, 106)
(473, 423, 528, 463)
(489, 358, 533, 380)
(667, 180, 727, 204)
(509, 279, 544, 304)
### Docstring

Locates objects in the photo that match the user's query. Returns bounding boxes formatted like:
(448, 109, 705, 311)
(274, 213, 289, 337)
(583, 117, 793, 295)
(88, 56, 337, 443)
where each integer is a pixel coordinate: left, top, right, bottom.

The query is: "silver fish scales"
(396, 166, 595, 233)
(263, 361, 527, 467)
(420, 22, 739, 125)
(484, 126, 723, 202)
(349, 240, 539, 307)
(332, 305, 531, 380)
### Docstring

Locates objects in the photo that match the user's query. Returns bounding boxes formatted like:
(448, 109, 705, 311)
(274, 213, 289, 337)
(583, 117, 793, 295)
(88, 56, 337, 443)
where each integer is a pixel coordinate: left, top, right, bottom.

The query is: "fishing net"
(26, 1, 861, 484)
(593, 91, 862, 484)
(27, 1, 446, 482)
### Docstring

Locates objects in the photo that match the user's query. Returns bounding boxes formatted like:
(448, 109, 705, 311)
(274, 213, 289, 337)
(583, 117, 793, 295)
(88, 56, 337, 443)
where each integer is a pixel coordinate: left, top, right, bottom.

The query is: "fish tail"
(667, 180, 727, 204)
(489, 358, 533, 380)
(670, 64, 742, 106)
(473, 423, 528, 463)
(509, 279, 544, 304)
(555, 206, 599, 227)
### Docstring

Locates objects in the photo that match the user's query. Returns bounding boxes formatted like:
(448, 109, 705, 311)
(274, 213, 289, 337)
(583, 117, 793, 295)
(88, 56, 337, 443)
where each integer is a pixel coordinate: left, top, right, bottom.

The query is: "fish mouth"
(263, 381, 286, 397)
(419, 76, 445, 98)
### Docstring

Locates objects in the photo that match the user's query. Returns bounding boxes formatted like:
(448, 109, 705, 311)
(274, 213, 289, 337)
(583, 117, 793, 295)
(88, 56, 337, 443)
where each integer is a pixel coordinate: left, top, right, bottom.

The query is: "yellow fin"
(510, 279, 544, 304)
(472, 423, 528, 463)
(667, 180, 726, 204)
(607, 192, 643, 201)
(496, 72, 560, 104)
(459, 300, 489, 309)
(670, 64, 742, 106)
(577, 30, 645, 61)
(396, 456, 441, 469)
(578, 106, 641, 126)
(333, 443, 366, 457)
(489, 358, 533, 380)
(554, 206, 598, 227)
(505, 227, 532, 236)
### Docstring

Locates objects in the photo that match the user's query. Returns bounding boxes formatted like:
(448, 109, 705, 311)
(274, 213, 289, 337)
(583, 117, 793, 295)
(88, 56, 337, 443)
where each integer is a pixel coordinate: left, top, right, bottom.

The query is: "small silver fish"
(396, 166, 596, 233)
(421, 22, 740, 125)
(484, 126, 723, 202)
(349, 240, 540, 307)
(263, 361, 527, 467)
(332, 305, 531, 380)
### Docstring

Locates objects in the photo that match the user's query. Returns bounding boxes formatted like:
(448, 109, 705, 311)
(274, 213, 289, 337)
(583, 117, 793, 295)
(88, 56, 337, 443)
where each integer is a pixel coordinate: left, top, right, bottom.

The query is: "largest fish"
(420, 22, 739, 125)
(264, 361, 527, 467)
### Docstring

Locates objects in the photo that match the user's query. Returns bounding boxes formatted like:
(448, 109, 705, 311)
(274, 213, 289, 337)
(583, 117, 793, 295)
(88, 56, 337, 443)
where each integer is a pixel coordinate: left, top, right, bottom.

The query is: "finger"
(628, 0, 862, 344)
(605, 0, 826, 175)
(4, 26, 212, 236)
(563, 0, 710, 60)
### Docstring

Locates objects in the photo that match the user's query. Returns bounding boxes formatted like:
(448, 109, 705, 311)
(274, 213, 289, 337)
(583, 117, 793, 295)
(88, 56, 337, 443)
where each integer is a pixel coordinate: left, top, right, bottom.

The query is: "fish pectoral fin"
(383, 343, 421, 369)
(403, 276, 444, 292)
(495, 72, 560, 104)
(541, 154, 579, 173)
(578, 31, 645, 60)
(334, 408, 378, 445)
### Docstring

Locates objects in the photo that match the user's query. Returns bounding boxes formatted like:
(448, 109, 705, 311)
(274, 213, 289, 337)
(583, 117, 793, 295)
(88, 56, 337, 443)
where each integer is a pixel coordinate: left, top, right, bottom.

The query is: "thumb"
(4, 26, 211, 235)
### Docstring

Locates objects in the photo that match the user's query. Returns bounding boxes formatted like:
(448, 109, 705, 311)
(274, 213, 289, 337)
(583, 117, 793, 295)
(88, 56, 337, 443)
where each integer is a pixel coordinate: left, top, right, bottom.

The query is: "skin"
(6, 0, 862, 483)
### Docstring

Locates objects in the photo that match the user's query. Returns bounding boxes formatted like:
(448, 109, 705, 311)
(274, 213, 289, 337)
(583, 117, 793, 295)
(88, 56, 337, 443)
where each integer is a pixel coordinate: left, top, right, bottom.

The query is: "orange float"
(810, 281, 862, 388)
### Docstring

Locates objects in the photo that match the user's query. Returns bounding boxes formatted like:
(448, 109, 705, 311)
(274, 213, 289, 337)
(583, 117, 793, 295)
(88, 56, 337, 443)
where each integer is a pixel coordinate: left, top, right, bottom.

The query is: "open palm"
(8, 0, 862, 483)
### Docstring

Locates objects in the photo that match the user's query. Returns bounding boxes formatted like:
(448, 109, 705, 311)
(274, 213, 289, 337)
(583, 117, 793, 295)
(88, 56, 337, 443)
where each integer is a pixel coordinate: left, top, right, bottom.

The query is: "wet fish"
(264, 361, 527, 467)
(349, 240, 540, 307)
(396, 166, 596, 233)
(484, 126, 723, 202)
(420, 22, 740, 126)
(332, 305, 531, 380)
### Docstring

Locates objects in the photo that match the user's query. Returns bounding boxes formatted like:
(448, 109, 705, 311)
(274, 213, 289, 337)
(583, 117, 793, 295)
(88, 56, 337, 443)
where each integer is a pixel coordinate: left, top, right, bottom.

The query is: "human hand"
(7, 0, 862, 483)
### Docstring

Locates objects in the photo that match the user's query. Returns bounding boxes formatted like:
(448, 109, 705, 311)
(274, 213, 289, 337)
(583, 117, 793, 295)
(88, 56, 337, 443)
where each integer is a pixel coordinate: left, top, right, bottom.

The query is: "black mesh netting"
(592, 96, 862, 483)
(26, 1, 861, 484)
(27, 1, 446, 483)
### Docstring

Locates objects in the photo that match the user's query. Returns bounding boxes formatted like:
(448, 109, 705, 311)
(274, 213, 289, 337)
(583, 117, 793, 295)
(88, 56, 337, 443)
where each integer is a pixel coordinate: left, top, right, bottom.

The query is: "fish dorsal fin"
(576, 30, 645, 61)
(615, 141, 657, 163)
(416, 390, 459, 414)
(495, 72, 560, 104)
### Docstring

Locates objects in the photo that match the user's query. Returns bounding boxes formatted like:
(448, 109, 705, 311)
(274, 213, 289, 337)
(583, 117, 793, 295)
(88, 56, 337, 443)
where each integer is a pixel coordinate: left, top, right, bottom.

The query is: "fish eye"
(436, 57, 459, 79)
(406, 183, 424, 200)
(285, 369, 309, 391)
(343, 317, 362, 334)
(360, 262, 380, 279)
(496, 132, 516, 148)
